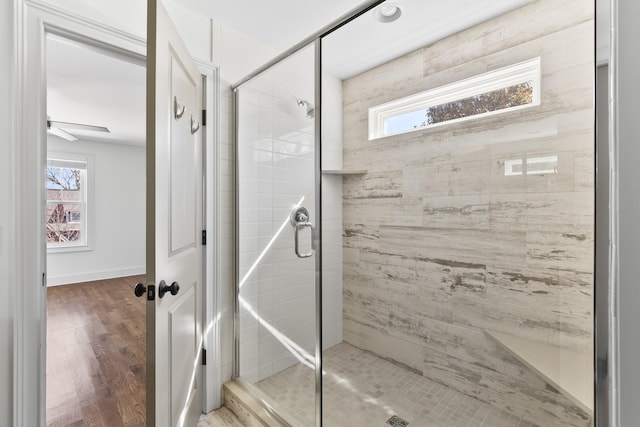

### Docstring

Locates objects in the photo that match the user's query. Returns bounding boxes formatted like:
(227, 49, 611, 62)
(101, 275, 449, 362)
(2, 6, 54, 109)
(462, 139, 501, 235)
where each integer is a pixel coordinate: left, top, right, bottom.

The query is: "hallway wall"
(46, 138, 146, 286)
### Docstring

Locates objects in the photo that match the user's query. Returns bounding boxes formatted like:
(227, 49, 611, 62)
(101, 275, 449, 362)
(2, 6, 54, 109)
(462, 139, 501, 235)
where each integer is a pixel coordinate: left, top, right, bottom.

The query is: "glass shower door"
(235, 43, 319, 427)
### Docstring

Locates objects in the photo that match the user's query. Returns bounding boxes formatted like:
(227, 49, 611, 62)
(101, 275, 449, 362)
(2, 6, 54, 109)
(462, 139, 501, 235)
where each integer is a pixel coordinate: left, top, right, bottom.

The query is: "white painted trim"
(368, 57, 541, 139)
(15, 2, 221, 425)
(46, 266, 146, 287)
(45, 152, 92, 252)
(199, 63, 223, 412)
(610, 0, 619, 424)
(25, 0, 146, 48)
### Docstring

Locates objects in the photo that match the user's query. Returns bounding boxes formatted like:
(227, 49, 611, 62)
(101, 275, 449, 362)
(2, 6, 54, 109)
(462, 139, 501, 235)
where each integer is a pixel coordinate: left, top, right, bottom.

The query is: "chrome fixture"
(174, 96, 186, 120)
(297, 99, 315, 118)
(290, 206, 315, 258)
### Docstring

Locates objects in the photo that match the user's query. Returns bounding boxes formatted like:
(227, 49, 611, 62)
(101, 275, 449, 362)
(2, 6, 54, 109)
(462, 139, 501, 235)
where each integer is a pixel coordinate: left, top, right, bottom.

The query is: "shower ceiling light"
(373, 4, 402, 23)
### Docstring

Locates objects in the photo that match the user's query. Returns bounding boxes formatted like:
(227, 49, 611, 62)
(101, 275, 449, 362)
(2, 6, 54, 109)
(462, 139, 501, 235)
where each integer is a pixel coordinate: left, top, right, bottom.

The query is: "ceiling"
(46, 34, 146, 146)
(321, 0, 531, 79)
(175, 0, 367, 53)
(46, 0, 601, 145)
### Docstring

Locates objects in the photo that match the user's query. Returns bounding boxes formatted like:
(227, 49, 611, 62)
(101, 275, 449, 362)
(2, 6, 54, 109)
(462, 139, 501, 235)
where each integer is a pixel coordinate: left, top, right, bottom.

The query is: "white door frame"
(12, 1, 220, 425)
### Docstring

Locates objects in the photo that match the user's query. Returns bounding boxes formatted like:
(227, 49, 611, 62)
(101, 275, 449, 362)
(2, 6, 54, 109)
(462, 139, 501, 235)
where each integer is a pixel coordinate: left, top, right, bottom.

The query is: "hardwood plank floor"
(46, 275, 146, 427)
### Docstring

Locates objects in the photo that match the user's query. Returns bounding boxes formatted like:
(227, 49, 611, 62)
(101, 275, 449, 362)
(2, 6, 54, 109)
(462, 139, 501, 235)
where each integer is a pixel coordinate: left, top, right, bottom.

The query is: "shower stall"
(233, 0, 597, 426)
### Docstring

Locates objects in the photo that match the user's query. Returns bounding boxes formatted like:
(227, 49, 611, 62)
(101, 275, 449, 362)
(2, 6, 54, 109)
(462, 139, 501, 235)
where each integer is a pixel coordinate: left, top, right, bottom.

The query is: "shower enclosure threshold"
(223, 379, 301, 427)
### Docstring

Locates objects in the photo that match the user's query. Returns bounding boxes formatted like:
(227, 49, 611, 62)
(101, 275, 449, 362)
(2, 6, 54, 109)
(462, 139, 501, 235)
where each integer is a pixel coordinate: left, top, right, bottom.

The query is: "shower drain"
(386, 415, 409, 427)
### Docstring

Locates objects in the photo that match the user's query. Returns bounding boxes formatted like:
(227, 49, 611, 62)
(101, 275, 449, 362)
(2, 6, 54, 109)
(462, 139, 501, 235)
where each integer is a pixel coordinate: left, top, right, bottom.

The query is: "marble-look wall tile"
(341, 0, 594, 426)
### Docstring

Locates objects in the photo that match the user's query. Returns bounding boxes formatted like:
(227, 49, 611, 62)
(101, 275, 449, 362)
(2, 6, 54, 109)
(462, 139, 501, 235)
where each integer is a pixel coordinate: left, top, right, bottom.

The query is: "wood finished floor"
(46, 275, 146, 427)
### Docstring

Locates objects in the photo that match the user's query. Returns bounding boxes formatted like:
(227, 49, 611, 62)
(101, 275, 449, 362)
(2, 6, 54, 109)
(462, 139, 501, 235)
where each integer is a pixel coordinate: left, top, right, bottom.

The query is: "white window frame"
(46, 153, 93, 253)
(368, 57, 541, 140)
(504, 155, 559, 176)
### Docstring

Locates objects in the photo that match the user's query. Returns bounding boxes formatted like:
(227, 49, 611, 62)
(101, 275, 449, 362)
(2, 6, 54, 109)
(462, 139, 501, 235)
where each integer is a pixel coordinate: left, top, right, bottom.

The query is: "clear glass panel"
(46, 202, 82, 243)
(384, 81, 535, 135)
(236, 43, 317, 426)
(46, 166, 82, 192)
(320, 1, 594, 426)
(45, 165, 86, 246)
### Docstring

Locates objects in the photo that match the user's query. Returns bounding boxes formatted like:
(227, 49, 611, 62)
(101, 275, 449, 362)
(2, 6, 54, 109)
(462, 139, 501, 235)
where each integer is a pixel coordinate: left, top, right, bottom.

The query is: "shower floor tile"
(255, 342, 538, 427)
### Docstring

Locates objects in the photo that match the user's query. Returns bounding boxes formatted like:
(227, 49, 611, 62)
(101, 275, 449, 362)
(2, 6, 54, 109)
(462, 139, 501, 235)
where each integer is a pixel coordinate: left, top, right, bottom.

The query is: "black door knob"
(134, 283, 146, 297)
(158, 280, 180, 298)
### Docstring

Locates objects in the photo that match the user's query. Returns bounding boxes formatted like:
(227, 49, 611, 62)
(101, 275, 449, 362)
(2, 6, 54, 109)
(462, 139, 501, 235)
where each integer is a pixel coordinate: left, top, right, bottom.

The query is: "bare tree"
(46, 167, 81, 190)
(46, 167, 81, 243)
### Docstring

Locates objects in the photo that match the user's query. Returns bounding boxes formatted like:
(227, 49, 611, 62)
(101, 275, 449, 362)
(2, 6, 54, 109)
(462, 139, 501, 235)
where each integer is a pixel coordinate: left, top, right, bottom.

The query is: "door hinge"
(201, 348, 207, 366)
(202, 229, 206, 245)
(202, 109, 206, 127)
(42, 272, 46, 287)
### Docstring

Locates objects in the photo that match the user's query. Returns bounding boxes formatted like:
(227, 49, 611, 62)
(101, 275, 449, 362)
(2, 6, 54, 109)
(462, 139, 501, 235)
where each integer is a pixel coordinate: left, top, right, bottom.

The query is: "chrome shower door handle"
(295, 221, 315, 258)
(290, 206, 314, 258)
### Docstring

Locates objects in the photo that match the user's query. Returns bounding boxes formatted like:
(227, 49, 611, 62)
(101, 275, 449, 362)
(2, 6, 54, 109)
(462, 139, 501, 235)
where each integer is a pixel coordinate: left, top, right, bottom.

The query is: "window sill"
(47, 243, 93, 254)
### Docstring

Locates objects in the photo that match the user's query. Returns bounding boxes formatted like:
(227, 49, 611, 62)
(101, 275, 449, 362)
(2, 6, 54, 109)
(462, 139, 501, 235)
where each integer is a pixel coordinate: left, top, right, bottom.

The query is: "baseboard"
(46, 266, 145, 286)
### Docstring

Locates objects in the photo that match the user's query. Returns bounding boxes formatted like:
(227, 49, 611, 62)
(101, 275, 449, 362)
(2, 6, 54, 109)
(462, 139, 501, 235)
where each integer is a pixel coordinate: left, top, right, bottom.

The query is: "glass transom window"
(368, 57, 541, 139)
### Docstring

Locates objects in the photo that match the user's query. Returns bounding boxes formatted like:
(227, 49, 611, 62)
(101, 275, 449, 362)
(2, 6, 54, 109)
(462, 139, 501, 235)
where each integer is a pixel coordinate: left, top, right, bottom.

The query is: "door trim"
(13, 2, 220, 424)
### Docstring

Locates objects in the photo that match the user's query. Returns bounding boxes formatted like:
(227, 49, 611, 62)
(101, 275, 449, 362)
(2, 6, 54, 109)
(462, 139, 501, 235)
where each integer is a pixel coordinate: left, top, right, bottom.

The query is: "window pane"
(46, 166, 81, 191)
(47, 187, 82, 202)
(385, 109, 427, 135)
(384, 81, 533, 136)
(46, 202, 82, 243)
(428, 81, 533, 125)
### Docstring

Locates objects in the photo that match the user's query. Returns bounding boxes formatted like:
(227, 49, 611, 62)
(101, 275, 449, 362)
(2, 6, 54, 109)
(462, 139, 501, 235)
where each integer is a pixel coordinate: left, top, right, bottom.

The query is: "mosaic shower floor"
(255, 342, 538, 427)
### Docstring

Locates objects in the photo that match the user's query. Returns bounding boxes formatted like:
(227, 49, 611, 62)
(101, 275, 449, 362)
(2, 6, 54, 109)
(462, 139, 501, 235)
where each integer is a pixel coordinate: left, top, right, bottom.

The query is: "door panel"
(235, 43, 318, 426)
(170, 55, 198, 254)
(147, 1, 203, 426)
(170, 284, 199, 425)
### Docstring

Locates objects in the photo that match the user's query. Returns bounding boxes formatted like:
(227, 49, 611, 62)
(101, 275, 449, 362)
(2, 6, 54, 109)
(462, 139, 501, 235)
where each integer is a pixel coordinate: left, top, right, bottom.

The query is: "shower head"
(297, 99, 315, 119)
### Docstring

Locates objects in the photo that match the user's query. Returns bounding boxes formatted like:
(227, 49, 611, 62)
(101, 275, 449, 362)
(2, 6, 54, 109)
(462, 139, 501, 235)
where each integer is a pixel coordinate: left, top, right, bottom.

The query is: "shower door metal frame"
(231, 1, 609, 426)
(232, 39, 325, 426)
(231, 3, 386, 426)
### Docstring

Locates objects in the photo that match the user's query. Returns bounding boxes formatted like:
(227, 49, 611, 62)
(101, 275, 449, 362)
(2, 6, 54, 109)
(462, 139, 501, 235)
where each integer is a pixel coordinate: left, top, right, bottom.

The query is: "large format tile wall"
(341, 1, 594, 426)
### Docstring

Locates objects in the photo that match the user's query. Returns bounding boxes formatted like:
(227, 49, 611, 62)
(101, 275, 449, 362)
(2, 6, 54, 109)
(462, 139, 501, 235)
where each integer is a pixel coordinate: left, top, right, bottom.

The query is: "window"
(504, 155, 559, 176)
(46, 156, 89, 249)
(369, 57, 541, 139)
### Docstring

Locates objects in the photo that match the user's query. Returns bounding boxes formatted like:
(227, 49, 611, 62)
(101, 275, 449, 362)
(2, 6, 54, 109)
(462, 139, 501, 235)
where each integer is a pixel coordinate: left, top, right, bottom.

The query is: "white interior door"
(147, 1, 203, 426)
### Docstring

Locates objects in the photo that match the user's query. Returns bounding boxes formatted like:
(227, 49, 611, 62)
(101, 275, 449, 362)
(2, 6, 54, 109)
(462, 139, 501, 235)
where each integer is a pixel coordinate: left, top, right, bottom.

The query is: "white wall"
(46, 137, 145, 286)
(617, 0, 640, 424)
(0, 0, 14, 424)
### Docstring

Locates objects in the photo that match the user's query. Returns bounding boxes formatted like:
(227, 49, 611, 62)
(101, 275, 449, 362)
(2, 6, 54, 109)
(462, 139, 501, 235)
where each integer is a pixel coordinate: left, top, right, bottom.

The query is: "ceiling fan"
(47, 117, 110, 141)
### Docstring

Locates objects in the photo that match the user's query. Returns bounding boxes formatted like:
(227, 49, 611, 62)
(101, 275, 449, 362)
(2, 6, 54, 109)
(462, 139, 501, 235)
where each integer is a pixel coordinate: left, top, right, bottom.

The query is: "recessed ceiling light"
(373, 3, 402, 23)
